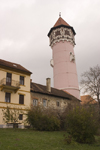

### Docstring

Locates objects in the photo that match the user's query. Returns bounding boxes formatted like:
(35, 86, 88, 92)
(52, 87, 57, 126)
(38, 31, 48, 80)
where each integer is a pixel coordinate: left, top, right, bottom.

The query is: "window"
(19, 114, 23, 120)
(43, 99, 47, 107)
(33, 99, 38, 106)
(19, 94, 24, 104)
(20, 76, 24, 85)
(6, 73, 12, 86)
(5, 93, 11, 103)
(56, 101, 60, 107)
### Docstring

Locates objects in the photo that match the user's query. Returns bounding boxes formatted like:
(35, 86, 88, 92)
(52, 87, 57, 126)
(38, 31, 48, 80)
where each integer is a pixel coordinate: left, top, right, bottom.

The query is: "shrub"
(65, 105, 99, 143)
(26, 106, 60, 131)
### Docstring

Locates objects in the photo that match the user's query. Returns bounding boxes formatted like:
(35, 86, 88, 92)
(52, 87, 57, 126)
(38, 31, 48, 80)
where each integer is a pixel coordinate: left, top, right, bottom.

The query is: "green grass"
(0, 129, 100, 150)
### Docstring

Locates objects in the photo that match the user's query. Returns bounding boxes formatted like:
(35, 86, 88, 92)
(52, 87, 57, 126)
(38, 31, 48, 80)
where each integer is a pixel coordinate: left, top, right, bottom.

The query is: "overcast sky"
(0, 0, 100, 91)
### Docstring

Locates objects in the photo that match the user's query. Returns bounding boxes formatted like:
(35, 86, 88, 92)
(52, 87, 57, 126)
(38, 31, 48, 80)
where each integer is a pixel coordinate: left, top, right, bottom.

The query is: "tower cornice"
(48, 26, 76, 47)
(48, 24, 76, 37)
(48, 17, 76, 47)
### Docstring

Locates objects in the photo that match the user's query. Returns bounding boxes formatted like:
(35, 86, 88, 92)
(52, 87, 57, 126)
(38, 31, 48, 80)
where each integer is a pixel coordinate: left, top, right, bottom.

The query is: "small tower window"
(55, 31, 61, 36)
(65, 30, 70, 36)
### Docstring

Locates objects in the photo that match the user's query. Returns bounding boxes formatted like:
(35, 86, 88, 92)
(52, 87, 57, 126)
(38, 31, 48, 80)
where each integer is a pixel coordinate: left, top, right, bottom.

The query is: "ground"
(0, 129, 100, 150)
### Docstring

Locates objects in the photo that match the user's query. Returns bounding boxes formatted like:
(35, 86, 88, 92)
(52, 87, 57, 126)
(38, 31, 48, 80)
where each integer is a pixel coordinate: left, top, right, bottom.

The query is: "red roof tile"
(81, 95, 97, 104)
(53, 17, 70, 27)
(48, 17, 76, 37)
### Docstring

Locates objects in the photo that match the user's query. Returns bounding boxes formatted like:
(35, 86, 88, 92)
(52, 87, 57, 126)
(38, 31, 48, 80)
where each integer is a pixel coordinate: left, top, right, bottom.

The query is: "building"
(48, 16, 80, 99)
(81, 95, 97, 105)
(0, 16, 80, 128)
(0, 59, 32, 128)
(0, 59, 80, 128)
(31, 78, 79, 110)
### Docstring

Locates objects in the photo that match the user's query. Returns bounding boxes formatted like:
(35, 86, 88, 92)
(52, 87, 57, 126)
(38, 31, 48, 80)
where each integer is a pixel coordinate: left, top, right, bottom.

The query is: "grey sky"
(0, 0, 100, 90)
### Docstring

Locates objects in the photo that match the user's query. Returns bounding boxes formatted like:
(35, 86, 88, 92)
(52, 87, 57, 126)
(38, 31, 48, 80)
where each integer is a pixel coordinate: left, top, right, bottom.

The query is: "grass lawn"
(0, 129, 100, 150)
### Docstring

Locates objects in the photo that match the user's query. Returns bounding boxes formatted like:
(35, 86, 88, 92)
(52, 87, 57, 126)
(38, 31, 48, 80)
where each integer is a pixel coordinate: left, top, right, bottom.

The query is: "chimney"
(46, 78, 51, 92)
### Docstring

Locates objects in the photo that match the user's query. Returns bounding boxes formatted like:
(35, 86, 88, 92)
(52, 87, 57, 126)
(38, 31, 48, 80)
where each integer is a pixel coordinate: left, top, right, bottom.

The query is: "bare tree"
(80, 65, 100, 114)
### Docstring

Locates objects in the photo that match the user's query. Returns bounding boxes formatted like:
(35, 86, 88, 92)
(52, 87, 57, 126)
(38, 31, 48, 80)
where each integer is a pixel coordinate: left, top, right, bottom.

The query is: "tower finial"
(59, 12, 61, 17)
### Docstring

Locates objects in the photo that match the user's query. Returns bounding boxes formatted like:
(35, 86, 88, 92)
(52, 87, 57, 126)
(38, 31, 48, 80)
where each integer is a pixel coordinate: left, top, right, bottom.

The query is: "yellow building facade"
(0, 59, 80, 128)
(0, 59, 32, 128)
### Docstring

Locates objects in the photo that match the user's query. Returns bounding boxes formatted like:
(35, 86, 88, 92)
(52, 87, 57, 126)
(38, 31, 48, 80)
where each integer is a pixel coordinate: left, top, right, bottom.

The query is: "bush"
(26, 106, 60, 131)
(65, 105, 99, 143)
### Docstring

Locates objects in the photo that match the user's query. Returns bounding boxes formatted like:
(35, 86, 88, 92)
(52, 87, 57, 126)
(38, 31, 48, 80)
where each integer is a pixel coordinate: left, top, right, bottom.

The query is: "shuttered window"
(19, 94, 24, 104)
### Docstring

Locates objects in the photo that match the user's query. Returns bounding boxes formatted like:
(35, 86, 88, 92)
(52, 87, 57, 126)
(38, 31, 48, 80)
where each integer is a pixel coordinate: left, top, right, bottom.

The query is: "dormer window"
(13, 64, 17, 67)
(20, 76, 24, 85)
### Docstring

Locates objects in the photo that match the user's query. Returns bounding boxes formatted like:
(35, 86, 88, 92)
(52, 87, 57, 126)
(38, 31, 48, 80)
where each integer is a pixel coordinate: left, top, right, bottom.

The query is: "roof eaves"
(48, 25, 76, 37)
(30, 89, 71, 100)
(0, 64, 32, 75)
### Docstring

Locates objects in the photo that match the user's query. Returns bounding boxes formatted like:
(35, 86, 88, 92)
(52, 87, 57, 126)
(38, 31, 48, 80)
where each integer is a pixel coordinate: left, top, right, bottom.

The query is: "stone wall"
(31, 92, 79, 110)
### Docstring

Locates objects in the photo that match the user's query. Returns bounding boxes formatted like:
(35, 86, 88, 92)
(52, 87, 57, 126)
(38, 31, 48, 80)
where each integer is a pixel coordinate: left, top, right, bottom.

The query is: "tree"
(2, 106, 23, 128)
(26, 106, 60, 131)
(65, 105, 98, 143)
(80, 65, 100, 114)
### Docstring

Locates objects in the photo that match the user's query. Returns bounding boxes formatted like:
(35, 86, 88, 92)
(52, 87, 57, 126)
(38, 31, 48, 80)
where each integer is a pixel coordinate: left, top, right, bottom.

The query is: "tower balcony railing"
(0, 78, 20, 93)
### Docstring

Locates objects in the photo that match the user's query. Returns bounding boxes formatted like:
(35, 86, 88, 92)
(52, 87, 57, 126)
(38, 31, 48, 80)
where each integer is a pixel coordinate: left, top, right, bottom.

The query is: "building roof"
(81, 95, 97, 105)
(31, 82, 80, 101)
(0, 59, 32, 75)
(53, 17, 70, 27)
(48, 17, 76, 37)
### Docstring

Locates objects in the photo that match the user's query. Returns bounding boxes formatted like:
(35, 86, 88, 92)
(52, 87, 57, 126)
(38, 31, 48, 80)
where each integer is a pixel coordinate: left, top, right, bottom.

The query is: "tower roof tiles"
(53, 17, 70, 27)
(48, 16, 76, 37)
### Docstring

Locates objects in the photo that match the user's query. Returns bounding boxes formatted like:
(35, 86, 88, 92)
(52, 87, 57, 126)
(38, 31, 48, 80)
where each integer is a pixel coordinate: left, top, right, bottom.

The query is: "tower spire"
(59, 12, 61, 17)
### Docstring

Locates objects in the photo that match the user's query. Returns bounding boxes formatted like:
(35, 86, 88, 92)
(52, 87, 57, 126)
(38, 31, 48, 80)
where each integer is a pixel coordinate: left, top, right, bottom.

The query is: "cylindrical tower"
(48, 16, 80, 99)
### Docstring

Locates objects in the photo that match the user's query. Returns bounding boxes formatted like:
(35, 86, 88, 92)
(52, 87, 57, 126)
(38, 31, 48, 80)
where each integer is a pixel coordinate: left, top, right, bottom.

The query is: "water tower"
(48, 15, 80, 99)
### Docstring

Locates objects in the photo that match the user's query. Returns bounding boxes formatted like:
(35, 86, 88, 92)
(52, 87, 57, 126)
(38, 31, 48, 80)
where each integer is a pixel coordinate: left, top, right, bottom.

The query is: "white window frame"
(43, 99, 47, 107)
(33, 99, 38, 106)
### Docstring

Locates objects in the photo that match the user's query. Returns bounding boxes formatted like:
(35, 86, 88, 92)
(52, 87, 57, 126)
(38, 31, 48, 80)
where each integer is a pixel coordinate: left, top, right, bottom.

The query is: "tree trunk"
(98, 98, 100, 122)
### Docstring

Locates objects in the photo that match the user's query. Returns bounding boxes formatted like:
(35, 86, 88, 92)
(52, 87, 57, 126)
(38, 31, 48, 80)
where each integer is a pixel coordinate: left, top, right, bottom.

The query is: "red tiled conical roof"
(48, 16, 76, 37)
(53, 17, 70, 27)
